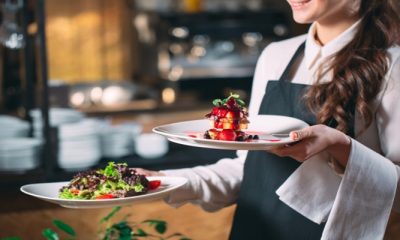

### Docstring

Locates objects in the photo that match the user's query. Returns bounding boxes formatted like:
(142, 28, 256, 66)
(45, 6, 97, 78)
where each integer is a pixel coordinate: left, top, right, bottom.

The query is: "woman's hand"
(269, 124, 352, 167)
(134, 168, 166, 177)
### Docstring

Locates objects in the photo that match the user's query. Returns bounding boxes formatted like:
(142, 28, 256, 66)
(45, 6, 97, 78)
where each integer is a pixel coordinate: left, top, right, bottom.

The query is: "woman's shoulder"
(262, 34, 307, 56)
(258, 34, 307, 65)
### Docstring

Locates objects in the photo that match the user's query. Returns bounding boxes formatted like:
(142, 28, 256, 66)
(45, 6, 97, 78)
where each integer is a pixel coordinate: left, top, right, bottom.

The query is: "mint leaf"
(212, 99, 223, 106)
(236, 99, 245, 106)
(230, 93, 240, 99)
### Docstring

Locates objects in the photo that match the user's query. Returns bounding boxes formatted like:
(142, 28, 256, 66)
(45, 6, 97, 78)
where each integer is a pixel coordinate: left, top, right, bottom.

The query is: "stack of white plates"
(57, 119, 101, 171)
(100, 122, 142, 158)
(0, 115, 30, 139)
(0, 138, 42, 172)
(30, 108, 84, 139)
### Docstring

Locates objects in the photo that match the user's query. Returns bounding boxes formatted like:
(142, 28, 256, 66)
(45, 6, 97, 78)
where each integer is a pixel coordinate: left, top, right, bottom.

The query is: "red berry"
(225, 110, 240, 119)
(226, 98, 236, 107)
(218, 129, 237, 141)
(215, 121, 224, 129)
(217, 108, 228, 117)
(212, 107, 219, 115)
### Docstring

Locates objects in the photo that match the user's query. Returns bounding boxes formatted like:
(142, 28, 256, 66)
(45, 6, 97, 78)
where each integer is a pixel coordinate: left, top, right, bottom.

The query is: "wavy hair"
(304, 0, 400, 134)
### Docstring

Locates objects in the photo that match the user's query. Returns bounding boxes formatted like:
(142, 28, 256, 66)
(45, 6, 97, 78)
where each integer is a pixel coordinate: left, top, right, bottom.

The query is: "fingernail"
(290, 132, 299, 141)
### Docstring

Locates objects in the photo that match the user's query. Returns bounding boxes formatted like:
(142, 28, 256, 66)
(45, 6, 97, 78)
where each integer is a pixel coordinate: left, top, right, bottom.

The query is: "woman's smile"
(287, 0, 312, 10)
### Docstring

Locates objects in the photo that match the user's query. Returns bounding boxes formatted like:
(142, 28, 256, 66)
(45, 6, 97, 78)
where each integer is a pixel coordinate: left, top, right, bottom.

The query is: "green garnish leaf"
(236, 98, 245, 106)
(212, 93, 246, 106)
(230, 93, 240, 99)
(42, 229, 59, 240)
(212, 99, 223, 106)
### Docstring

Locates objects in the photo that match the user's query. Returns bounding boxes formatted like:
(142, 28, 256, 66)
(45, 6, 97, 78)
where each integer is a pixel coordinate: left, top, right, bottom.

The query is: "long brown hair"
(304, 0, 400, 134)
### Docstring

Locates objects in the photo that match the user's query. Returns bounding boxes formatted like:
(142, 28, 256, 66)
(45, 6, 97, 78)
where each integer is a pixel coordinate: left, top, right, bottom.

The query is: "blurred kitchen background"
(0, 0, 330, 239)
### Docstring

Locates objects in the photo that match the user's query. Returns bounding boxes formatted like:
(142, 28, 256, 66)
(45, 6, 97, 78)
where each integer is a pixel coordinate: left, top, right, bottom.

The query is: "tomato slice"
(70, 189, 80, 195)
(95, 193, 115, 199)
(148, 180, 161, 190)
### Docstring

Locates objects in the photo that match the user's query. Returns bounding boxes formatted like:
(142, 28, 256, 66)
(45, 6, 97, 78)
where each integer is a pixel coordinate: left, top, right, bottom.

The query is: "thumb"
(290, 127, 312, 141)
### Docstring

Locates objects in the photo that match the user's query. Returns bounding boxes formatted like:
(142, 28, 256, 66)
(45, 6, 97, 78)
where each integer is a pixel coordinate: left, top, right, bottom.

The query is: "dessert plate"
(153, 115, 309, 150)
(20, 176, 187, 209)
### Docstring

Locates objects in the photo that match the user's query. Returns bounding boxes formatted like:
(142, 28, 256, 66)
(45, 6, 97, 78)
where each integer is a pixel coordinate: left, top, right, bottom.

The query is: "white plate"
(20, 176, 187, 209)
(153, 115, 309, 150)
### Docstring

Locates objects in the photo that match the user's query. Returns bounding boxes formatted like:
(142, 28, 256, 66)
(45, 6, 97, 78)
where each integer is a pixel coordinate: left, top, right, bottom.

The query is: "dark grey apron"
(229, 42, 354, 240)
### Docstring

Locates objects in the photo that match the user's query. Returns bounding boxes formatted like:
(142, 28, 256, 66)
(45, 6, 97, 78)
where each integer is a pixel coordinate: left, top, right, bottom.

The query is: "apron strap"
(279, 41, 306, 81)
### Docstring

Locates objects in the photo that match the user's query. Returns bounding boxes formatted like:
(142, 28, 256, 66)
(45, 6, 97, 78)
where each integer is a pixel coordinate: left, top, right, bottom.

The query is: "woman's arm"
(161, 151, 247, 211)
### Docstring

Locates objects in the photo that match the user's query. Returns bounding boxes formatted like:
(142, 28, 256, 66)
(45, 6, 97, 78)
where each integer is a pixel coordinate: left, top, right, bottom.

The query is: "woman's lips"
(288, 0, 311, 10)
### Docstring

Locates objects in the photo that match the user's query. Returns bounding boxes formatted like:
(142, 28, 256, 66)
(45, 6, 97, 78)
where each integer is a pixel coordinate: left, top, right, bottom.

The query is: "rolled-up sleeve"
(161, 150, 247, 211)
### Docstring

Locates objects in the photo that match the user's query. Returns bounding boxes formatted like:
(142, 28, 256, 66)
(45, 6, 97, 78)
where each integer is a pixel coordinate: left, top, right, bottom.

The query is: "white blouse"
(162, 21, 400, 239)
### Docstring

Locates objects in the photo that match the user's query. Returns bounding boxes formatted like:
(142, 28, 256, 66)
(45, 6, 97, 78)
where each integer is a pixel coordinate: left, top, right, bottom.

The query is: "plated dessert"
(204, 93, 258, 141)
(59, 162, 161, 200)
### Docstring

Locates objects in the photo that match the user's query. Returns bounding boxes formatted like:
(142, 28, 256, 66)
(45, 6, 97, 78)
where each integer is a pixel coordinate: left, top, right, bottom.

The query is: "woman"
(138, 0, 400, 239)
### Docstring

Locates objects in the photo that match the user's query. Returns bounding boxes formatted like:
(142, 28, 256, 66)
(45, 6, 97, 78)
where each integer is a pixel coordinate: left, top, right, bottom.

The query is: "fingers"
(134, 168, 165, 177)
(269, 126, 321, 162)
(270, 141, 310, 162)
(290, 127, 313, 141)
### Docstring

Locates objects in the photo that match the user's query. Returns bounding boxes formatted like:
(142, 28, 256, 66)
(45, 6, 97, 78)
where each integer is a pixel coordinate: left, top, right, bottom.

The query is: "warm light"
(171, 27, 189, 39)
(162, 88, 176, 104)
(101, 86, 132, 106)
(168, 66, 183, 81)
(190, 46, 206, 57)
(27, 23, 37, 35)
(90, 87, 103, 103)
(70, 92, 85, 106)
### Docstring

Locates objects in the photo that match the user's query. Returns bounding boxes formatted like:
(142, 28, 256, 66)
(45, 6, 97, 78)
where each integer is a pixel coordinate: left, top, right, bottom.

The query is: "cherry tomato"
(148, 180, 161, 190)
(70, 189, 80, 195)
(95, 193, 115, 199)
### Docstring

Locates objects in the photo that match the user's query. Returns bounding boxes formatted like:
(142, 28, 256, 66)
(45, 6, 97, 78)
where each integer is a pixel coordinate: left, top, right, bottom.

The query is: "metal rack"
(0, 0, 53, 187)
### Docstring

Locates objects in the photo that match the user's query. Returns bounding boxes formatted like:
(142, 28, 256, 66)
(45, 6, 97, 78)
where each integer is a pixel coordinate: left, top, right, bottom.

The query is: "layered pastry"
(204, 94, 258, 141)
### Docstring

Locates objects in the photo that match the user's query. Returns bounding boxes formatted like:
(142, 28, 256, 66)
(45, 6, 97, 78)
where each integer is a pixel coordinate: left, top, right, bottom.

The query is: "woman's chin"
(292, 13, 314, 24)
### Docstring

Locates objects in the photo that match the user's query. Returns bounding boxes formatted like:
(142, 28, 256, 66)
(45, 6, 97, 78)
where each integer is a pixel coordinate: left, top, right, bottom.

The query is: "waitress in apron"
(137, 0, 400, 239)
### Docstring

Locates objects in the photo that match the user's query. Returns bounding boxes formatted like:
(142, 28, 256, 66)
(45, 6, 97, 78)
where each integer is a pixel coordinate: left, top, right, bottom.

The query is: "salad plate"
(153, 115, 309, 151)
(20, 176, 187, 209)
